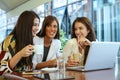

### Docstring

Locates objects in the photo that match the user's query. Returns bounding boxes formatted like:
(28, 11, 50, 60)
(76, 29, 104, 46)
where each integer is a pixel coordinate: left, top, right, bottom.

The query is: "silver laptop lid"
(85, 42, 120, 71)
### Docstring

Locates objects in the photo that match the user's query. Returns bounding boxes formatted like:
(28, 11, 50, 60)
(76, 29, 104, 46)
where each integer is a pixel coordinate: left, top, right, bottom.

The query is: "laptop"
(67, 42, 120, 71)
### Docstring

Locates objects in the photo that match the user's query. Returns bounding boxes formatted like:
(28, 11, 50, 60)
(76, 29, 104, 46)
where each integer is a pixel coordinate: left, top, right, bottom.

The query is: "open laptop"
(67, 42, 120, 71)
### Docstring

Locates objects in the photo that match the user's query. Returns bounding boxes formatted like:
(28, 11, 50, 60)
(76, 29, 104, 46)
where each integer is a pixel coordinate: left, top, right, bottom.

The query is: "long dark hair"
(37, 15, 59, 39)
(10, 10, 40, 67)
(71, 17, 96, 65)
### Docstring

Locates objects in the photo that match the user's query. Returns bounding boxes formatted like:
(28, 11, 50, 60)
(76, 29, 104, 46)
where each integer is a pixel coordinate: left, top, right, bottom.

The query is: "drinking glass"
(73, 52, 80, 61)
(56, 51, 66, 79)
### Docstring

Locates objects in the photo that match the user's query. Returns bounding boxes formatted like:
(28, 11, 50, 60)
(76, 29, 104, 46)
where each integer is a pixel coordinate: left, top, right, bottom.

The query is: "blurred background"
(0, 0, 120, 45)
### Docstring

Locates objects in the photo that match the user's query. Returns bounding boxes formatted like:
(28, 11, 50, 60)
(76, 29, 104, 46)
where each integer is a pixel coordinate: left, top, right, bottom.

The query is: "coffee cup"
(73, 53, 80, 61)
(33, 45, 43, 54)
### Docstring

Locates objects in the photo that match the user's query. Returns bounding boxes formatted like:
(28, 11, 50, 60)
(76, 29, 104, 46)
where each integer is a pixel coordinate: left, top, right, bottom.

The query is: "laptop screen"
(85, 42, 120, 71)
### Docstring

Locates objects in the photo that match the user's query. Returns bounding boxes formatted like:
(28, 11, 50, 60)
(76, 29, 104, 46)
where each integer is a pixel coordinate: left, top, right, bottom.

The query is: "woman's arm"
(63, 40, 73, 62)
(63, 39, 81, 67)
(10, 45, 33, 69)
(0, 43, 33, 75)
(35, 59, 56, 69)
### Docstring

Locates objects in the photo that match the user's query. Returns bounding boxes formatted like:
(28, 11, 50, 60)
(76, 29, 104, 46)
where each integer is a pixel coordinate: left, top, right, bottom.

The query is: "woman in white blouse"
(32, 15, 61, 69)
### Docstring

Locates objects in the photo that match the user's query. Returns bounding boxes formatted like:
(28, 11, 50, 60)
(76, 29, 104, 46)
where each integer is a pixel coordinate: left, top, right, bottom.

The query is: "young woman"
(0, 10, 40, 75)
(32, 15, 61, 69)
(63, 17, 96, 66)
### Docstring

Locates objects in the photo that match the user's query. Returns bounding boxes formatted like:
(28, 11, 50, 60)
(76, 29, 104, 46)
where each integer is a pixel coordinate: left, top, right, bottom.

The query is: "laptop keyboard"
(67, 66, 84, 69)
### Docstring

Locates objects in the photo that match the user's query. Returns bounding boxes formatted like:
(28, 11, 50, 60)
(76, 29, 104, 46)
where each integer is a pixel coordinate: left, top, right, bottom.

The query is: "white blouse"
(32, 36, 61, 69)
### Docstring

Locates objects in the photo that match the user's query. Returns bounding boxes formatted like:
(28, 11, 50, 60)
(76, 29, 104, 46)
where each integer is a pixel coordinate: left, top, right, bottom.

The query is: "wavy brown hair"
(71, 17, 96, 65)
(37, 15, 59, 39)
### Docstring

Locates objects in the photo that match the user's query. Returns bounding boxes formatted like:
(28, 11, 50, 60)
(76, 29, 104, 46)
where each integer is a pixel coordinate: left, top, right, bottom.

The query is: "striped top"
(0, 35, 31, 75)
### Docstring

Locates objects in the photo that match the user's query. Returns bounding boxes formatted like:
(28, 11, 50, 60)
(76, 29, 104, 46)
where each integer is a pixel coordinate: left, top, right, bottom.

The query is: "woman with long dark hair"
(0, 10, 40, 75)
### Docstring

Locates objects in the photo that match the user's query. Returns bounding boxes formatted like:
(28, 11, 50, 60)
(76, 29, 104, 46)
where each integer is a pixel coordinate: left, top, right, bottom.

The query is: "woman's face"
(45, 20, 58, 39)
(74, 22, 90, 38)
(32, 18, 39, 37)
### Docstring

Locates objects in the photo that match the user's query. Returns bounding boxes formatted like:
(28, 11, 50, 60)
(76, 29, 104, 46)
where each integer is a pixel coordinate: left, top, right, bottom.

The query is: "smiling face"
(32, 17, 39, 37)
(74, 22, 90, 38)
(45, 20, 58, 39)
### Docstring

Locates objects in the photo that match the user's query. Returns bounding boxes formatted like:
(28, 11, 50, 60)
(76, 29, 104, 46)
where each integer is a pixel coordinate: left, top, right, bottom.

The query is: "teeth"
(49, 32, 55, 34)
(33, 31, 37, 34)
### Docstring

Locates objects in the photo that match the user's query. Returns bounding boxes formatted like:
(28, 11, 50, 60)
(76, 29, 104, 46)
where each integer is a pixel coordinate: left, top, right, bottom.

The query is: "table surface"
(2, 68, 119, 80)
(2, 57, 120, 80)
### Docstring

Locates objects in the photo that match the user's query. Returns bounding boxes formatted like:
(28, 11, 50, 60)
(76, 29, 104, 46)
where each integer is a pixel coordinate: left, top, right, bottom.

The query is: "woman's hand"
(66, 56, 80, 67)
(10, 44, 34, 69)
(77, 35, 91, 49)
(48, 59, 57, 67)
(19, 44, 34, 57)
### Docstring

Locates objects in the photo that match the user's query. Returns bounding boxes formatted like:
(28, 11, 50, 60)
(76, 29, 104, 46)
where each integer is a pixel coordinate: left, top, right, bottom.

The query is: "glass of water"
(56, 51, 66, 79)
